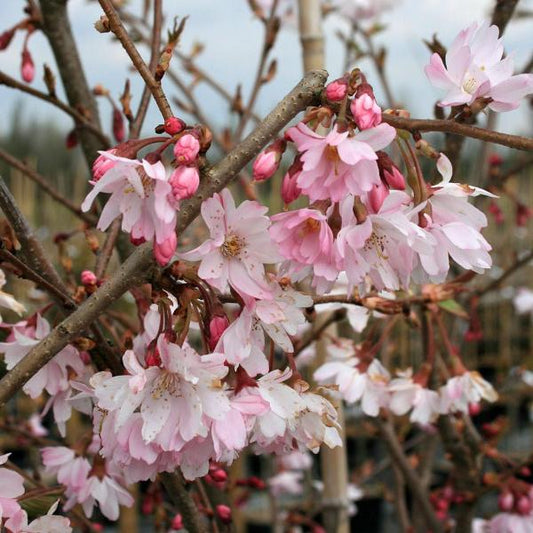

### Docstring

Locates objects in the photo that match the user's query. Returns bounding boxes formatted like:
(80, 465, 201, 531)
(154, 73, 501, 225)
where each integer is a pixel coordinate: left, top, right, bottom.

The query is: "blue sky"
(0, 0, 531, 140)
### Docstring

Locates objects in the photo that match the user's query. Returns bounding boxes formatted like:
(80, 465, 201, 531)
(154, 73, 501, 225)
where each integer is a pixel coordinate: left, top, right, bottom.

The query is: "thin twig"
(0, 71, 109, 148)
(382, 114, 533, 152)
(478, 250, 533, 296)
(376, 416, 443, 533)
(130, 0, 163, 138)
(0, 148, 97, 225)
(98, 0, 173, 120)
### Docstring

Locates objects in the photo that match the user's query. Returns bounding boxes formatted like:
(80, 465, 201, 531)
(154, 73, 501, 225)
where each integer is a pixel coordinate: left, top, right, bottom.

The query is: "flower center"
(304, 217, 321, 234)
(152, 371, 181, 398)
(364, 232, 389, 260)
(324, 145, 341, 174)
(221, 234, 245, 257)
(462, 75, 478, 95)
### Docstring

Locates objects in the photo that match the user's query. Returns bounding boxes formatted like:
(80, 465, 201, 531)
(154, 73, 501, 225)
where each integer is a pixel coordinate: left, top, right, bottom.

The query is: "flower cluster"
(425, 21, 533, 111)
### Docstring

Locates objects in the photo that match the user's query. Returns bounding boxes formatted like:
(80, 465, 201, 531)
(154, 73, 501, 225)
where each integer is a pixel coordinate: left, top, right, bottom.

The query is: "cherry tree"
(0, 0, 532, 531)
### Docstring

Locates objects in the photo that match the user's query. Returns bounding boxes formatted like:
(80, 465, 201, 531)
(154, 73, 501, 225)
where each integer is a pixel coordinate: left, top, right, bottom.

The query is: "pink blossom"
(81, 152, 178, 252)
(81, 270, 97, 286)
(268, 471, 303, 496)
(0, 454, 25, 523)
(332, 0, 395, 21)
(0, 316, 85, 431)
(351, 89, 382, 130)
(439, 371, 498, 414)
(180, 188, 280, 299)
(169, 165, 199, 201)
(287, 122, 396, 202)
(173, 133, 200, 164)
(270, 208, 339, 294)
(0, 268, 25, 323)
(425, 21, 533, 111)
(92, 149, 117, 181)
(488, 513, 533, 533)
(41, 447, 91, 490)
(20, 49, 34, 83)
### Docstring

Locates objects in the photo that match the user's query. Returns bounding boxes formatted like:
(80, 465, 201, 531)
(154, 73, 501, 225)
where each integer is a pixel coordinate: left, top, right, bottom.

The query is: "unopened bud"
(112, 108, 125, 143)
(325, 77, 349, 102)
(81, 270, 97, 286)
(253, 139, 286, 181)
(94, 15, 111, 33)
(173, 133, 200, 164)
(21, 49, 34, 83)
(351, 83, 381, 130)
(164, 116, 186, 135)
(153, 233, 178, 266)
(169, 166, 200, 201)
(215, 504, 232, 525)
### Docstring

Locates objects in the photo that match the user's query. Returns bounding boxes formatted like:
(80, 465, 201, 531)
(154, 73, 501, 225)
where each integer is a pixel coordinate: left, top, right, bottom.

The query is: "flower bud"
(164, 116, 186, 135)
(112, 108, 125, 143)
(130, 235, 146, 246)
(209, 468, 228, 483)
(325, 77, 348, 102)
(81, 270, 97, 286)
(169, 166, 200, 201)
(21, 49, 34, 83)
(488, 201, 504, 225)
(65, 129, 78, 149)
(516, 203, 533, 227)
(383, 166, 406, 190)
(92, 149, 118, 182)
(468, 402, 481, 416)
(367, 182, 389, 213)
(351, 83, 381, 130)
(208, 315, 229, 350)
(281, 157, 302, 204)
(253, 139, 286, 181)
(173, 133, 200, 164)
(516, 495, 532, 515)
(0, 29, 15, 51)
(215, 504, 232, 525)
(247, 476, 267, 490)
(153, 233, 177, 266)
(171, 514, 184, 530)
(498, 491, 514, 512)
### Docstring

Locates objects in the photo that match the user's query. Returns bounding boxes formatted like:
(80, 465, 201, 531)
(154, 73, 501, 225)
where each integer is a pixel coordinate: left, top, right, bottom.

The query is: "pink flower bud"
(65, 129, 78, 149)
(325, 77, 348, 102)
(164, 116, 186, 135)
(209, 468, 228, 483)
(383, 166, 406, 190)
(0, 29, 15, 51)
(516, 495, 532, 515)
(21, 49, 34, 83)
(247, 476, 266, 490)
(351, 84, 381, 130)
(253, 139, 286, 181)
(81, 270, 97, 286)
(171, 514, 184, 530)
(130, 235, 146, 246)
(208, 315, 229, 350)
(169, 166, 200, 201)
(281, 157, 302, 204)
(215, 504, 232, 525)
(153, 233, 177, 266)
(367, 182, 389, 213)
(498, 491, 514, 512)
(173, 133, 200, 164)
(468, 402, 481, 416)
(92, 150, 117, 182)
(112, 108, 125, 143)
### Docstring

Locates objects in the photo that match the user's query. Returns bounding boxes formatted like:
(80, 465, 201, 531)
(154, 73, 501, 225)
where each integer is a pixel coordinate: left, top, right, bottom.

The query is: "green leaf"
(437, 299, 469, 319)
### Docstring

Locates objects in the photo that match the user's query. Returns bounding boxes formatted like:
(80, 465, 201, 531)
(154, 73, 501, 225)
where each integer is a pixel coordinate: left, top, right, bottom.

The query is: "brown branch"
(491, 0, 520, 34)
(129, 0, 163, 138)
(382, 114, 533, 152)
(39, 0, 107, 167)
(478, 249, 533, 296)
(0, 71, 109, 148)
(160, 472, 207, 533)
(376, 417, 443, 533)
(234, 0, 280, 141)
(98, 0, 173, 120)
(294, 308, 347, 357)
(0, 148, 97, 226)
(94, 219, 121, 279)
(0, 69, 329, 407)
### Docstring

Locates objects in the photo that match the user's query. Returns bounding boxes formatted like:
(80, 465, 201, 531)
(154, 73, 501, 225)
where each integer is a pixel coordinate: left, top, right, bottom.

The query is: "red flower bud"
(21, 48, 34, 83)
(112, 108, 125, 143)
(215, 504, 232, 525)
(164, 116, 186, 135)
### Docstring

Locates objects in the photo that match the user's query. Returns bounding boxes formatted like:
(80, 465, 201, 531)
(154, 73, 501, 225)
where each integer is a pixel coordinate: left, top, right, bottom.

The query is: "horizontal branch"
(0, 69, 329, 407)
(0, 71, 109, 148)
(0, 148, 97, 225)
(382, 114, 533, 152)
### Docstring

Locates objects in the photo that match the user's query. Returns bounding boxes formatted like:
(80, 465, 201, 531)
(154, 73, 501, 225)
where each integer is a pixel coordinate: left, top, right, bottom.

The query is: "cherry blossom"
(425, 21, 533, 111)
(286, 122, 396, 202)
(0, 454, 24, 524)
(439, 371, 498, 414)
(0, 269, 25, 322)
(180, 188, 280, 299)
(81, 152, 178, 265)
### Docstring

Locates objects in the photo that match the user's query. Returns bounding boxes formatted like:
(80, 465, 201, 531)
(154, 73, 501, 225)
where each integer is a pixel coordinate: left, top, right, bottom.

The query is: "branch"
(491, 0, 520, 34)
(382, 114, 533, 152)
(129, 0, 163, 138)
(0, 70, 329, 407)
(478, 249, 533, 296)
(98, 0, 173, 120)
(0, 71, 109, 148)
(297, 0, 325, 72)
(376, 417, 443, 533)
(0, 147, 97, 226)
(39, 0, 107, 167)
